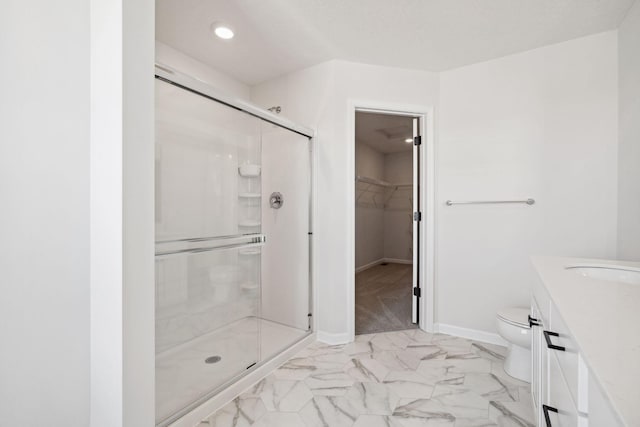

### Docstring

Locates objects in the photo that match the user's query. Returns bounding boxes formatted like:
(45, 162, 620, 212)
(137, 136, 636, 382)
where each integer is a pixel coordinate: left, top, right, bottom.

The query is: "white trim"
(354, 258, 414, 274)
(347, 100, 436, 342)
(317, 331, 351, 346)
(355, 258, 385, 273)
(168, 333, 316, 427)
(384, 258, 412, 265)
(435, 323, 508, 347)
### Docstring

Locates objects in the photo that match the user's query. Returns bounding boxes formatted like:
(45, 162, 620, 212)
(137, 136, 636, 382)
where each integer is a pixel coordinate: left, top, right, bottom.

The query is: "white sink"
(566, 265, 640, 285)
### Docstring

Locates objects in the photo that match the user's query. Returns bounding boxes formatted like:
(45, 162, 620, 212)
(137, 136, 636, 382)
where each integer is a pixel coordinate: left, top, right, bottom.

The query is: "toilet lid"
(497, 307, 530, 328)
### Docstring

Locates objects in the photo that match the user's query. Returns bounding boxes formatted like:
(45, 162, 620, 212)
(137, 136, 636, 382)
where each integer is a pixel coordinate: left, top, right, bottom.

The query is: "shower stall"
(154, 67, 313, 426)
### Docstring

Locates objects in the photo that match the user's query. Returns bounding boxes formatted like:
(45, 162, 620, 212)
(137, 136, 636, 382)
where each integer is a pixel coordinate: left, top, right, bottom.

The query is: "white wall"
(0, 1, 90, 425)
(156, 41, 251, 100)
(2, 1, 155, 425)
(617, 1, 640, 261)
(355, 141, 385, 269)
(438, 31, 619, 334)
(91, 0, 155, 425)
(252, 61, 439, 342)
(383, 151, 413, 261)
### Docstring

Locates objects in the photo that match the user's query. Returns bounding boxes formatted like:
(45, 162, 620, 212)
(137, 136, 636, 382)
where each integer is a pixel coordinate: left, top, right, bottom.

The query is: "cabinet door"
(546, 353, 578, 427)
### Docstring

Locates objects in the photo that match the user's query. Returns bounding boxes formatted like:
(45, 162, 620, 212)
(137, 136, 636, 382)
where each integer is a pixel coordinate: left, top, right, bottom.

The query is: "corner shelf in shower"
(241, 282, 259, 291)
(238, 164, 262, 177)
(238, 221, 261, 227)
(239, 192, 261, 198)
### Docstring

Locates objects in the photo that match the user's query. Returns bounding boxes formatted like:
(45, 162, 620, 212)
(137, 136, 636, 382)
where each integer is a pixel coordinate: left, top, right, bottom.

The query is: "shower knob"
(270, 192, 284, 209)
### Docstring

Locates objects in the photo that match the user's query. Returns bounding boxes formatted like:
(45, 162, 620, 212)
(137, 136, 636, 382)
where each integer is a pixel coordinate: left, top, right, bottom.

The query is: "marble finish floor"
(356, 263, 417, 335)
(199, 329, 535, 427)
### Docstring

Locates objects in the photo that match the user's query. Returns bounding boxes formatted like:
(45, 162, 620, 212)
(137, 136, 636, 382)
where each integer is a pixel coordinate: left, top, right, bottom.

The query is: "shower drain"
(204, 355, 222, 364)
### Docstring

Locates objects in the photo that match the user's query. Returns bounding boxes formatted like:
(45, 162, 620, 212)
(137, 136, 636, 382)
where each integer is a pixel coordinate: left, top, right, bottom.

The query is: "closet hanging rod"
(445, 198, 535, 206)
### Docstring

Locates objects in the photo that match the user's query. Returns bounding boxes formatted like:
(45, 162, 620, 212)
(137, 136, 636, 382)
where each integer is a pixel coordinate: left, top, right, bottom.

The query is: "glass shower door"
(259, 121, 312, 360)
(154, 78, 263, 425)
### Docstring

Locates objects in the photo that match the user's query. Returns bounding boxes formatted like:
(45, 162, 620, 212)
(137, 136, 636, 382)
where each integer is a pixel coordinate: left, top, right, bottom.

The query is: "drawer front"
(548, 302, 581, 410)
(547, 352, 579, 427)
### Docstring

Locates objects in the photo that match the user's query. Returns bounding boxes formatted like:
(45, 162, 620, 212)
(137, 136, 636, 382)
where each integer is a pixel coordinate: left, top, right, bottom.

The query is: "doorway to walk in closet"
(354, 110, 421, 335)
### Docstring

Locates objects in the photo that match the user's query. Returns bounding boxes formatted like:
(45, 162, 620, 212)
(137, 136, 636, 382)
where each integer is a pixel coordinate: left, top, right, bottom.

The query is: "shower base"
(155, 317, 307, 424)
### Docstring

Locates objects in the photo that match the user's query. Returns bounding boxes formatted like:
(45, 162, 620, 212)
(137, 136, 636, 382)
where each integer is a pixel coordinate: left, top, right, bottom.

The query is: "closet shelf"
(355, 175, 412, 208)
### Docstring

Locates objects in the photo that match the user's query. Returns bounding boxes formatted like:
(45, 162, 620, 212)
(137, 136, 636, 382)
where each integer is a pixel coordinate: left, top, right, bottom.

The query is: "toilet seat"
(497, 307, 530, 328)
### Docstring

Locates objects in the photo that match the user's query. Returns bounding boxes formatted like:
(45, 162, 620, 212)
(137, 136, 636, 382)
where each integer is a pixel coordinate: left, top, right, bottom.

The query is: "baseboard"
(168, 333, 316, 427)
(355, 258, 412, 273)
(435, 323, 507, 347)
(383, 258, 412, 265)
(355, 258, 384, 273)
(317, 330, 351, 345)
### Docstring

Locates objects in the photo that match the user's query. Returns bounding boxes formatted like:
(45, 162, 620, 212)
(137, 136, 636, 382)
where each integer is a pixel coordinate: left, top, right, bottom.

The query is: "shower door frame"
(154, 64, 317, 427)
(348, 101, 436, 340)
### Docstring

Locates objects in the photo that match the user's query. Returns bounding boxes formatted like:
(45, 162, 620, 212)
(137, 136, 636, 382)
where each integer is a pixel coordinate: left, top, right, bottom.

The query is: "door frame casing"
(347, 100, 436, 341)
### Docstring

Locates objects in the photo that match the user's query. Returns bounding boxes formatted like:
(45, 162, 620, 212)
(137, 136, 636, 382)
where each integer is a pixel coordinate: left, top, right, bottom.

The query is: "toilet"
(496, 307, 531, 382)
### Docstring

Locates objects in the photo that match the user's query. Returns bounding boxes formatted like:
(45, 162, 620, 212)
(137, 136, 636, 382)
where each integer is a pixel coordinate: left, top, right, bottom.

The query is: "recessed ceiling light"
(212, 23, 234, 40)
(405, 138, 413, 143)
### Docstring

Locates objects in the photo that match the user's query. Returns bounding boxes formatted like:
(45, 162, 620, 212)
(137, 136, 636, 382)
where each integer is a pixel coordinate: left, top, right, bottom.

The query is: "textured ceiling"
(356, 112, 414, 154)
(156, 0, 635, 85)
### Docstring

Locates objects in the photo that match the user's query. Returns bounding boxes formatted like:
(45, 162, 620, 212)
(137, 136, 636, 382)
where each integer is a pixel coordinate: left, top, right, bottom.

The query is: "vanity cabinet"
(531, 281, 623, 427)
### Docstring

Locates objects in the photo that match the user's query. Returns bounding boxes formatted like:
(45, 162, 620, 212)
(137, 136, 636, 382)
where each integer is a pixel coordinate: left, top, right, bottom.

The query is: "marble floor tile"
(251, 412, 306, 427)
(488, 400, 535, 427)
(471, 342, 506, 361)
(368, 349, 423, 371)
(353, 414, 406, 427)
(299, 396, 360, 427)
(384, 371, 435, 399)
(259, 380, 313, 412)
(203, 396, 266, 427)
(345, 382, 400, 415)
(198, 329, 535, 427)
(345, 356, 390, 382)
(393, 398, 457, 424)
(455, 419, 498, 427)
(304, 370, 355, 396)
(462, 373, 519, 402)
(428, 385, 490, 419)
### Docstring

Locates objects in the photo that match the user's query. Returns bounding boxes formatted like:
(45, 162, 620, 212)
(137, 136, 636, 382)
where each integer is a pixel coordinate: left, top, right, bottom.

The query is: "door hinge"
(308, 313, 312, 330)
(414, 136, 422, 146)
(413, 287, 421, 297)
(413, 211, 422, 221)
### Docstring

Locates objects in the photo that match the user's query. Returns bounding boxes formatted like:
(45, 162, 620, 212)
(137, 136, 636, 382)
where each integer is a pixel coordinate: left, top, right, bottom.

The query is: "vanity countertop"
(531, 256, 640, 427)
